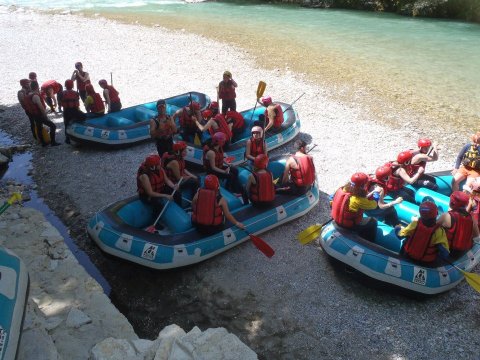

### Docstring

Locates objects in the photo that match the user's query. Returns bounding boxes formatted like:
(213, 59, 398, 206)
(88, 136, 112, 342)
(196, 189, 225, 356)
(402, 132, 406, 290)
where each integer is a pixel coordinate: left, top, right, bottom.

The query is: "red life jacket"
(136, 164, 166, 195)
(250, 171, 275, 203)
(227, 111, 245, 131)
(203, 146, 224, 172)
(386, 165, 405, 192)
(153, 116, 175, 138)
(89, 93, 105, 113)
(249, 138, 265, 158)
(62, 90, 80, 109)
(218, 81, 236, 100)
(25, 93, 46, 116)
(331, 187, 363, 228)
(192, 189, 223, 226)
(290, 155, 315, 187)
(264, 104, 284, 128)
(180, 107, 197, 131)
(406, 160, 426, 177)
(403, 221, 440, 263)
(367, 176, 388, 194)
(41, 80, 61, 94)
(208, 114, 232, 141)
(105, 85, 120, 103)
(445, 210, 473, 252)
(76, 72, 90, 91)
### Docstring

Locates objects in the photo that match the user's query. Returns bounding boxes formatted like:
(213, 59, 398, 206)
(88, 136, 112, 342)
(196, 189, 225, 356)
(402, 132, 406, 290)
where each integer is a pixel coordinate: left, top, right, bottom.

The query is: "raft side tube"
(415, 188, 450, 214)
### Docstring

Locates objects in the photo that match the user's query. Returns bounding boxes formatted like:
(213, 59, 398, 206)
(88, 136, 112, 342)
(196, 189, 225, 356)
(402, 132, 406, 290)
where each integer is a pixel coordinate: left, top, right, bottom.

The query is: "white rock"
(150, 324, 187, 360)
(41, 226, 64, 245)
(0, 152, 9, 165)
(132, 338, 154, 355)
(44, 316, 63, 331)
(66, 308, 92, 328)
(18, 327, 60, 360)
(90, 338, 140, 360)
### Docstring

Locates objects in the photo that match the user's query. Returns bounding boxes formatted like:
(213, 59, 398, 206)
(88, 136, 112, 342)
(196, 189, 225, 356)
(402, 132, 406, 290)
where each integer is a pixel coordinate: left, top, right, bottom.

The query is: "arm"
(245, 140, 255, 161)
(77, 71, 90, 83)
(139, 174, 172, 200)
(397, 167, 424, 184)
(168, 118, 177, 134)
(163, 168, 177, 190)
(220, 198, 245, 229)
(104, 89, 111, 108)
(195, 119, 214, 132)
(71, 70, 77, 81)
(398, 221, 417, 237)
(245, 174, 255, 195)
(183, 168, 197, 180)
(281, 159, 292, 184)
(230, 79, 238, 88)
(149, 118, 157, 138)
(167, 161, 181, 182)
(32, 94, 48, 119)
(207, 151, 227, 173)
(375, 187, 403, 210)
(264, 107, 275, 132)
(454, 143, 470, 169)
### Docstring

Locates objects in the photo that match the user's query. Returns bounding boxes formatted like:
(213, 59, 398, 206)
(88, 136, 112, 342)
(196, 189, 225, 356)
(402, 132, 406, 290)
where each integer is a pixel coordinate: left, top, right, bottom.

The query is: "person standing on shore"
(61, 80, 85, 144)
(28, 72, 37, 83)
(84, 84, 105, 117)
(150, 99, 176, 157)
(17, 78, 37, 140)
(40, 80, 63, 113)
(71, 62, 90, 103)
(98, 79, 122, 113)
(217, 71, 237, 114)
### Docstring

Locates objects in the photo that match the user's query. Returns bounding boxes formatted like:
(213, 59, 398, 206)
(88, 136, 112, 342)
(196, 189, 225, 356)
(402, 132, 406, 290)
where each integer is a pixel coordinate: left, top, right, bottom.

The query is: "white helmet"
(251, 126, 263, 137)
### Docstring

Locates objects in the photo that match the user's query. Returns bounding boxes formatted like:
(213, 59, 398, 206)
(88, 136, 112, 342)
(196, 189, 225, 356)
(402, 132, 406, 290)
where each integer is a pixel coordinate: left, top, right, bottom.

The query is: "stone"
(41, 226, 64, 245)
(148, 324, 187, 360)
(132, 339, 154, 355)
(0, 152, 9, 165)
(66, 308, 92, 328)
(44, 316, 63, 331)
(17, 327, 60, 360)
(90, 338, 140, 360)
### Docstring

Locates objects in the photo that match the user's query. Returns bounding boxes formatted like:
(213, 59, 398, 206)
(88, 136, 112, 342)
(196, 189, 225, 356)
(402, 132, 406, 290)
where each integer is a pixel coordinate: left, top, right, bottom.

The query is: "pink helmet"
(212, 132, 227, 146)
(397, 150, 413, 165)
(261, 96, 272, 106)
(254, 154, 269, 170)
(418, 138, 432, 148)
(350, 172, 369, 188)
(65, 79, 74, 90)
(449, 191, 469, 210)
(145, 154, 161, 167)
(419, 201, 438, 220)
(204, 175, 220, 190)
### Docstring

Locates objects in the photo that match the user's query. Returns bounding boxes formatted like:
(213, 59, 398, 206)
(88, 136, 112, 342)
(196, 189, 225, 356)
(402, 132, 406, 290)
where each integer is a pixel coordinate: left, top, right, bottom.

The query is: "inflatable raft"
(87, 155, 318, 269)
(0, 246, 29, 360)
(319, 172, 480, 295)
(180, 102, 300, 166)
(66, 92, 210, 147)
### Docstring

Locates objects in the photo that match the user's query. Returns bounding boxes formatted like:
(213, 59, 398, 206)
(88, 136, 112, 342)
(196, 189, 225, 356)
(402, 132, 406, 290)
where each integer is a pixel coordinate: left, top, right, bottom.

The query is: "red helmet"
(397, 150, 413, 165)
(350, 172, 369, 188)
(209, 101, 219, 110)
(419, 201, 438, 220)
(190, 101, 200, 111)
(172, 141, 187, 152)
(65, 79, 74, 90)
(261, 96, 272, 106)
(418, 138, 432, 148)
(28, 72, 37, 80)
(375, 166, 392, 182)
(145, 154, 161, 167)
(254, 154, 269, 170)
(20, 79, 30, 87)
(450, 191, 469, 210)
(204, 175, 220, 190)
(212, 132, 227, 146)
(202, 109, 213, 119)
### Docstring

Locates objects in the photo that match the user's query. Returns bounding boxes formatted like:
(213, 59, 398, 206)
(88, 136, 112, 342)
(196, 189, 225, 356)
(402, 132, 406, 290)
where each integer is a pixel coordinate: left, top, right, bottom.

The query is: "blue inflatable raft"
(87, 156, 318, 269)
(319, 172, 480, 295)
(66, 92, 210, 147)
(181, 102, 300, 166)
(0, 246, 29, 360)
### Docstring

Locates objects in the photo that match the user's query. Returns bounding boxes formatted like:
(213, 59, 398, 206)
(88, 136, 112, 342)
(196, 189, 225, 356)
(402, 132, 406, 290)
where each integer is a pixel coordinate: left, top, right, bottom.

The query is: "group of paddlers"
(331, 133, 480, 264)
(17, 62, 121, 145)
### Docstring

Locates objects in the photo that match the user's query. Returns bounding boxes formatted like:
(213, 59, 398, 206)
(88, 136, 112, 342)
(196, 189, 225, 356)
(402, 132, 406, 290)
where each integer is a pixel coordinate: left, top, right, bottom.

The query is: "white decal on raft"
(385, 257, 401, 278)
(186, 146, 195, 156)
(306, 191, 315, 205)
(324, 230, 339, 246)
(276, 133, 284, 142)
(92, 221, 104, 237)
(101, 130, 110, 139)
(347, 245, 364, 264)
(115, 234, 133, 252)
(0, 266, 17, 300)
(276, 205, 287, 221)
(85, 127, 94, 137)
(118, 130, 127, 140)
(413, 266, 427, 286)
(0, 326, 6, 359)
(437, 266, 451, 286)
(223, 228, 236, 245)
(142, 243, 158, 261)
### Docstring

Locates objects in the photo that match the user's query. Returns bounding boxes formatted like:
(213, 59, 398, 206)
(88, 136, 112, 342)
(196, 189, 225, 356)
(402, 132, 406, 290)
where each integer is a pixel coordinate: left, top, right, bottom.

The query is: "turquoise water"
(3, 0, 480, 129)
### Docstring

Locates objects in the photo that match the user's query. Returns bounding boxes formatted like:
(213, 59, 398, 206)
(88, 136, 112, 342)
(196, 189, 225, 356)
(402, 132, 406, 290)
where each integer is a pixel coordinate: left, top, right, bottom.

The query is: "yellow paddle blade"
(273, 177, 279, 185)
(297, 224, 323, 245)
(462, 270, 480, 293)
(7, 192, 22, 205)
(256, 81, 267, 99)
(193, 133, 201, 146)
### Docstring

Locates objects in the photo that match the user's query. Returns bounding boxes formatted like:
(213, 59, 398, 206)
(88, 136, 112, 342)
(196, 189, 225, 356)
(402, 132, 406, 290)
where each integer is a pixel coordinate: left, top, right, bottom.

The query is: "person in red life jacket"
(280, 139, 316, 195)
(191, 174, 245, 235)
(98, 79, 122, 113)
(172, 101, 203, 143)
(245, 126, 267, 162)
(246, 154, 275, 206)
(26, 81, 61, 147)
(331, 172, 379, 242)
(18, 78, 37, 140)
(194, 113, 233, 145)
(201, 109, 213, 123)
(407, 138, 440, 191)
(150, 99, 177, 157)
(225, 110, 245, 140)
(203, 132, 248, 204)
(217, 71, 237, 114)
(61, 80, 86, 144)
(397, 201, 449, 263)
(452, 132, 480, 192)
(259, 96, 284, 134)
(137, 154, 180, 226)
(163, 141, 199, 197)
(364, 165, 403, 227)
(436, 191, 479, 256)
(385, 150, 424, 203)
(467, 180, 480, 228)
(208, 101, 220, 117)
(71, 62, 90, 103)
(84, 84, 105, 117)
(40, 80, 63, 113)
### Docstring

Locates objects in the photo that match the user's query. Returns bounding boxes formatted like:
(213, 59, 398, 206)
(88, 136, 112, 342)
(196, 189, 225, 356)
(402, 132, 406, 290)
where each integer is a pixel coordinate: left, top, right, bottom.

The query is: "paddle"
(146, 179, 183, 233)
(249, 81, 267, 124)
(0, 192, 22, 216)
(282, 92, 306, 114)
(297, 218, 333, 245)
(245, 230, 274, 258)
(443, 257, 480, 293)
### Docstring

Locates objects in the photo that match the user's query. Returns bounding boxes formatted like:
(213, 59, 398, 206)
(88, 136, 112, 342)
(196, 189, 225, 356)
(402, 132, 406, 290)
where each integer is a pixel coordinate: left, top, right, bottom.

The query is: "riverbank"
(1, 7, 479, 359)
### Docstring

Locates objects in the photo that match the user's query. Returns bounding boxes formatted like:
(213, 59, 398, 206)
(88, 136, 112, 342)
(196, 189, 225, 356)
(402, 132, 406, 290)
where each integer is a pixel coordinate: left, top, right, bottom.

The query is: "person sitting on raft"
(246, 154, 276, 207)
(280, 139, 316, 195)
(84, 84, 105, 117)
(98, 79, 122, 113)
(397, 201, 449, 264)
(150, 99, 177, 157)
(71, 62, 90, 103)
(208, 101, 220, 117)
(191, 174, 245, 235)
(258, 96, 284, 134)
(331, 172, 378, 242)
(467, 180, 480, 227)
(364, 165, 403, 227)
(61, 80, 86, 144)
(225, 110, 245, 140)
(408, 138, 440, 191)
(437, 191, 479, 257)
(384, 150, 425, 203)
(40, 80, 63, 113)
(172, 101, 202, 143)
(452, 132, 480, 192)
(245, 126, 267, 162)
(194, 113, 233, 146)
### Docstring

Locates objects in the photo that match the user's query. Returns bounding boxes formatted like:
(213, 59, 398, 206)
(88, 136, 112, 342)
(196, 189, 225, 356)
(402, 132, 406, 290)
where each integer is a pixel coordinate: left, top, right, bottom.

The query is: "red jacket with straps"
(192, 189, 223, 226)
(180, 107, 197, 131)
(89, 93, 105, 113)
(331, 187, 363, 228)
(290, 155, 315, 187)
(249, 138, 265, 158)
(203, 146, 224, 172)
(62, 90, 80, 109)
(403, 221, 440, 262)
(445, 210, 473, 252)
(208, 114, 232, 142)
(386, 164, 405, 192)
(137, 164, 166, 195)
(249, 171, 275, 203)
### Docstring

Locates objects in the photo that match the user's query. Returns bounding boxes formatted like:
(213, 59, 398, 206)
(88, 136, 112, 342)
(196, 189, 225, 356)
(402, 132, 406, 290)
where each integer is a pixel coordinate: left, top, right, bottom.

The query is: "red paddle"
(245, 230, 274, 258)
(224, 156, 235, 164)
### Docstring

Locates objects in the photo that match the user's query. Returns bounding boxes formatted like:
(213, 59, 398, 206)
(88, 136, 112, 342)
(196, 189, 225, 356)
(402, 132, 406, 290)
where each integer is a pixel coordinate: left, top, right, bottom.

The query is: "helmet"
(223, 70, 232, 77)
(204, 175, 220, 190)
(172, 141, 187, 152)
(261, 96, 272, 106)
(202, 110, 213, 119)
(472, 132, 480, 144)
(419, 201, 438, 220)
(209, 101, 219, 110)
(189, 101, 200, 111)
(418, 138, 432, 148)
(144, 154, 161, 168)
(20, 79, 30, 87)
(28, 72, 37, 80)
(350, 172, 369, 188)
(375, 166, 392, 182)
(251, 126, 263, 137)
(449, 191, 469, 210)
(65, 79, 74, 89)
(75, 62, 83, 68)
(212, 132, 227, 146)
(397, 150, 413, 165)
(254, 154, 269, 170)
(98, 79, 108, 87)
(156, 99, 166, 106)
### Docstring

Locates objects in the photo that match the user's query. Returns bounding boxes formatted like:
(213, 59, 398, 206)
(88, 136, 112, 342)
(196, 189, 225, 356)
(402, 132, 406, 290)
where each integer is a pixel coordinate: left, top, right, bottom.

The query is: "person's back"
(247, 155, 275, 206)
(281, 139, 315, 194)
(85, 84, 105, 115)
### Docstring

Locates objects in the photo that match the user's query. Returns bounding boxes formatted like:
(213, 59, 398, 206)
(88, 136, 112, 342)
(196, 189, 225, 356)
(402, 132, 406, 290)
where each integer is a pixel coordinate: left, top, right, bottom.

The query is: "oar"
(443, 258, 480, 293)
(0, 192, 22, 216)
(146, 179, 183, 233)
(282, 92, 306, 113)
(249, 81, 267, 123)
(297, 218, 333, 245)
(245, 229, 274, 258)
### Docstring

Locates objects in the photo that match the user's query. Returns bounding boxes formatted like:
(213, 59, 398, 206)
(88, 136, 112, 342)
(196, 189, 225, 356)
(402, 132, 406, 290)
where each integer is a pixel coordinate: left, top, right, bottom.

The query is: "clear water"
(3, 1, 480, 129)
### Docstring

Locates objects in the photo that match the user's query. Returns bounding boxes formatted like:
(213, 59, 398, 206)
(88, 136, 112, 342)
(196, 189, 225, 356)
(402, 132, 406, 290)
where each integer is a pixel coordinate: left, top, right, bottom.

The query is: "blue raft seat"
(106, 116, 135, 128)
(135, 107, 157, 122)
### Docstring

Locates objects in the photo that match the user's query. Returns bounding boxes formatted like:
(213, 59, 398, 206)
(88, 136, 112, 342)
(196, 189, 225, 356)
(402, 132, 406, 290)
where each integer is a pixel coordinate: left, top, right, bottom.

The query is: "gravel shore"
(1, 6, 479, 359)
